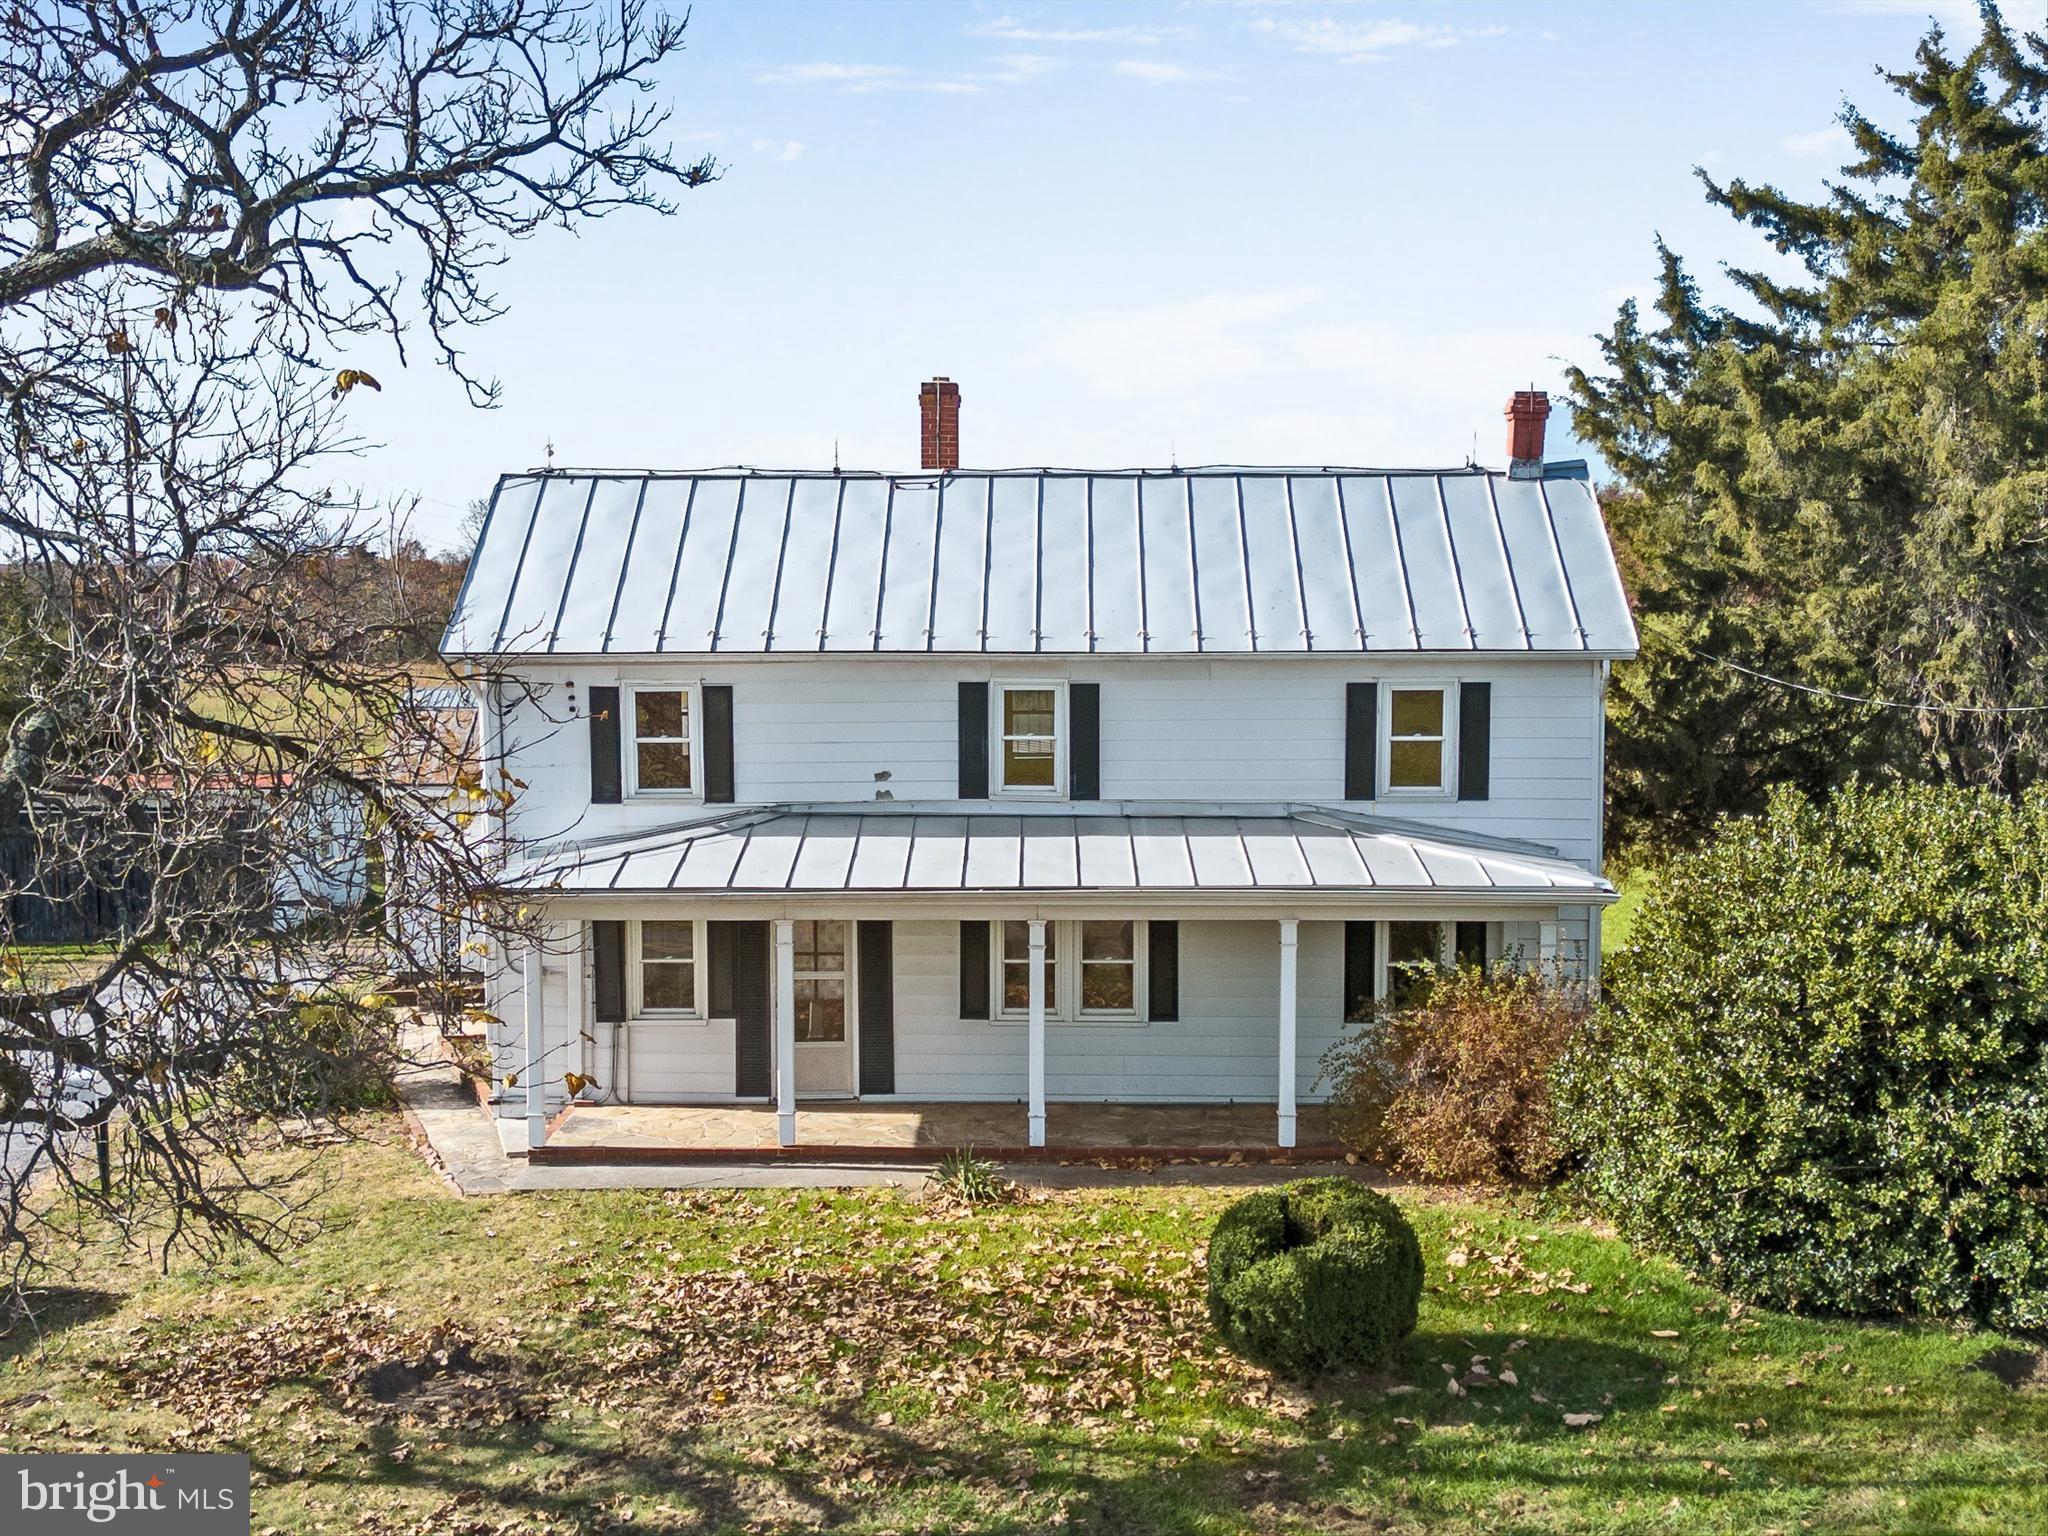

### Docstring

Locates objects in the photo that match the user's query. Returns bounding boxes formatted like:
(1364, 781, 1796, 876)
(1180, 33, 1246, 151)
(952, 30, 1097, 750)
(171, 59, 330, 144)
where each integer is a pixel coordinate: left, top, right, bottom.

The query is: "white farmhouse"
(441, 382, 1637, 1157)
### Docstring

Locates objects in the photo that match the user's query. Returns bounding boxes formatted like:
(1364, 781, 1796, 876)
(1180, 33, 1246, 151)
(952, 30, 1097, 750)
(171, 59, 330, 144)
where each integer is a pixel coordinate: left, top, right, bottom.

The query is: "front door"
(790, 919, 856, 1097)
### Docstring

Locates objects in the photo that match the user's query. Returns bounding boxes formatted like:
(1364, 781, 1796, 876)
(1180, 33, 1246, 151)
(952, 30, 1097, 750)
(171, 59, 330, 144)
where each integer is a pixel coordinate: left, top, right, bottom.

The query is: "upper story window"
(1384, 684, 1452, 796)
(630, 686, 698, 795)
(994, 682, 1064, 796)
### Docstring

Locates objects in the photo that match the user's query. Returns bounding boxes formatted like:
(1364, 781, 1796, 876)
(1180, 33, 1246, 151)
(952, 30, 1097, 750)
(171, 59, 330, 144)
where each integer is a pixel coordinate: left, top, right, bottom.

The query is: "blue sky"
(352, 0, 1983, 549)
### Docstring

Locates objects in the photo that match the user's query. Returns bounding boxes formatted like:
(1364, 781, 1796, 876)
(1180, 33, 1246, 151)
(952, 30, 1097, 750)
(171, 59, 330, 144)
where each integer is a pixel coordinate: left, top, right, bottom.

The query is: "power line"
(1692, 647, 2048, 716)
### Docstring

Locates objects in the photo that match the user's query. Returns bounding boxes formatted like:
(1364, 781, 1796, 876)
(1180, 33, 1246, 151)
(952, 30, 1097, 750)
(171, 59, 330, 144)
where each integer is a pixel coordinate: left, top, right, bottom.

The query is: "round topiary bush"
(1206, 1178, 1423, 1376)
(1556, 784, 2048, 1331)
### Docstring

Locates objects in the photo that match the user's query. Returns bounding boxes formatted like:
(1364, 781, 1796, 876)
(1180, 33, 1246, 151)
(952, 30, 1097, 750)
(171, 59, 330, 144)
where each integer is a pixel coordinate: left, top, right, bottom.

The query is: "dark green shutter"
(958, 682, 989, 798)
(959, 919, 990, 1019)
(1070, 682, 1100, 800)
(592, 920, 626, 1023)
(857, 921, 895, 1094)
(703, 684, 735, 803)
(1458, 682, 1491, 801)
(715, 921, 771, 1097)
(1147, 920, 1178, 1021)
(1343, 921, 1377, 1023)
(1344, 682, 1377, 800)
(1455, 921, 1488, 971)
(707, 921, 736, 1016)
(589, 685, 622, 804)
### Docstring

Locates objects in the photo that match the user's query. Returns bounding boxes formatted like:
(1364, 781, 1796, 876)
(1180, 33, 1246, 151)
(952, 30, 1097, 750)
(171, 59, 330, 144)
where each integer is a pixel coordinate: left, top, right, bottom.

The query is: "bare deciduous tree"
(0, 0, 712, 1294)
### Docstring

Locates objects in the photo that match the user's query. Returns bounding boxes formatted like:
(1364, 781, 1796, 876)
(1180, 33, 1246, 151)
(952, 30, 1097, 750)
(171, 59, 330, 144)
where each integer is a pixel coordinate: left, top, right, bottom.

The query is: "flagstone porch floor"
(530, 1101, 1342, 1165)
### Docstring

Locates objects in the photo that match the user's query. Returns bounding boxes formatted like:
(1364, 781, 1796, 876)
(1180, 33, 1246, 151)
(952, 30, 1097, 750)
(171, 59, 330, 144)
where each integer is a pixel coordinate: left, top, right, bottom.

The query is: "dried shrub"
(1320, 967, 1588, 1185)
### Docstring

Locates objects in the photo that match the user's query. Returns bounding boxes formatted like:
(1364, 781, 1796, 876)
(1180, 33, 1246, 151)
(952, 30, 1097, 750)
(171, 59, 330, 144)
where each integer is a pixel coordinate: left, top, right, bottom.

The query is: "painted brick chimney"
(919, 377, 961, 471)
(1505, 390, 1550, 480)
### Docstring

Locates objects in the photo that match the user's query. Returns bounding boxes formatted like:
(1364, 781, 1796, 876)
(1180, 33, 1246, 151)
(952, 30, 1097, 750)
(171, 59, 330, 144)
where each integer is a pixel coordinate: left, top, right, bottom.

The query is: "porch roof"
(507, 803, 1613, 904)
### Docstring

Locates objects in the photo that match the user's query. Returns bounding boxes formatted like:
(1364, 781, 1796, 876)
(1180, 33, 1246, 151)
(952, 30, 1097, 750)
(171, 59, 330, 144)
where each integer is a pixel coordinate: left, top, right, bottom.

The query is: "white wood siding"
(487, 912, 1592, 1113)
(491, 655, 1605, 867)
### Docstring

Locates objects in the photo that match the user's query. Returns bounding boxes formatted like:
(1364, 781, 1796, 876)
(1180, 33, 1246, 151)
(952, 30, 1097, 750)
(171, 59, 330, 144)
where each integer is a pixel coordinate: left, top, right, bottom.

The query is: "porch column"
(521, 945, 546, 1151)
(1027, 918, 1047, 1148)
(774, 919, 797, 1146)
(1539, 919, 1560, 969)
(1277, 919, 1299, 1149)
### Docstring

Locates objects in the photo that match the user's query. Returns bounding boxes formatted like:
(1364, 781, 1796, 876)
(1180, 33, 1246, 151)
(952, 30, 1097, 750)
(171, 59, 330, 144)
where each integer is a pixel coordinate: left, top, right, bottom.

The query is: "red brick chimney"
(919, 377, 960, 471)
(1505, 390, 1550, 479)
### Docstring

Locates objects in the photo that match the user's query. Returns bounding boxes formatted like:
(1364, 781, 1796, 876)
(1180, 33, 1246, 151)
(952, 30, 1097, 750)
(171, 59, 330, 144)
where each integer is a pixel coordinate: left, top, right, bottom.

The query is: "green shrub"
(933, 1148, 1010, 1206)
(228, 1000, 399, 1118)
(1206, 1178, 1422, 1375)
(1556, 784, 2048, 1331)
(1321, 967, 1588, 1185)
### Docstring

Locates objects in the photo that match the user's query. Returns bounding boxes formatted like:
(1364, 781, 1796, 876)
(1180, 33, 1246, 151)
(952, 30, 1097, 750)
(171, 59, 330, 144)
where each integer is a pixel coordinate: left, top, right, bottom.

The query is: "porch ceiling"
(504, 802, 1612, 904)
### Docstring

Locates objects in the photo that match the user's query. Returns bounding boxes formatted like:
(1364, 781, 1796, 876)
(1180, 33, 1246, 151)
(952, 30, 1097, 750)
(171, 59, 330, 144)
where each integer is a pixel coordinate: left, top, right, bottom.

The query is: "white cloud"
(1251, 16, 1491, 65)
(1036, 289, 1585, 469)
(1114, 59, 1220, 84)
(969, 15, 1188, 45)
(990, 53, 1062, 83)
(756, 62, 982, 94)
(756, 62, 901, 86)
(1039, 288, 1322, 397)
(751, 138, 806, 163)
(759, 54, 1074, 94)
(1782, 123, 1854, 159)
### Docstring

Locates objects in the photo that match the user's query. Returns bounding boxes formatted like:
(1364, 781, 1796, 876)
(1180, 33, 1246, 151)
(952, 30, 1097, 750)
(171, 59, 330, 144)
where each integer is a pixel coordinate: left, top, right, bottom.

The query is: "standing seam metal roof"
(507, 804, 1615, 900)
(442, 466, 1637, 658)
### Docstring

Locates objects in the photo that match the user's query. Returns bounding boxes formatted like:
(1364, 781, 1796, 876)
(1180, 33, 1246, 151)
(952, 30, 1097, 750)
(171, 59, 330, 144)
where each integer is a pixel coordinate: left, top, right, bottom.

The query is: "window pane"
(1388, 739, 1441, 788)
(1389, 688, 1443, 738)
(1386, 921, 1443, 1009)
(642, 921, 694, 960)
(1387, 922, 1443, 966)
(1002, 962, 1056, 1012)
(635, 690, 687, 739)
(1081, 920, 1135, 961)
(1004, 689, 1056, 736)
(643, 962, 696, 1011)
(1003, 922, 1056, 960)
(795, 979, 846, 1041)
(1081, 963, 1135, 1012)
(638, 741, 693, 789)
(795, 920, 847, 971)
(1003, 739, 1057, 787)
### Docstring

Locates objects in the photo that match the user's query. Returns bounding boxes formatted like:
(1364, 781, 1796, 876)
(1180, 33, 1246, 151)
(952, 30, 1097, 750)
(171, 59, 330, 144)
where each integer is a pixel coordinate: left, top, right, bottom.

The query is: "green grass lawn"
(1602, 866, 1658, 957)
(6, 1122, 2046, 1533)
(1, 941, 118, 990)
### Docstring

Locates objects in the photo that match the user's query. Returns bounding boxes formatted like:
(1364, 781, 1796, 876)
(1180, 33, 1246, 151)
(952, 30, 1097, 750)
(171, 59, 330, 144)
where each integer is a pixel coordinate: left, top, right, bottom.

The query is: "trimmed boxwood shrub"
(1556, 784, 2048, 1331)
(1206, 1178, 1422, 1375)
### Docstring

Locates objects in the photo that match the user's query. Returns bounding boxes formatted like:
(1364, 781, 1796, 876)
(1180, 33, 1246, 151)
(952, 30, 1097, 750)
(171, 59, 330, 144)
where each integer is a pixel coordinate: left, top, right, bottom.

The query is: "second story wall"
(486, 653, 1608, 869)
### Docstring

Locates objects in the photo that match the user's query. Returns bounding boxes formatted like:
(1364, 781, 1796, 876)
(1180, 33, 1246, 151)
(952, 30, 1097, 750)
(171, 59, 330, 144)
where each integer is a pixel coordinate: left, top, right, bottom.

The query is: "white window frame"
(1379, 680, 1458, 801)
(1375, 919, 1501, 1001)
(625, 682, 704, 800)
(992, 918, 1148, 1025)
(989, 680, 1068, 800)
(790, 918, 856, 1048)
(629, 916, 707, 1022)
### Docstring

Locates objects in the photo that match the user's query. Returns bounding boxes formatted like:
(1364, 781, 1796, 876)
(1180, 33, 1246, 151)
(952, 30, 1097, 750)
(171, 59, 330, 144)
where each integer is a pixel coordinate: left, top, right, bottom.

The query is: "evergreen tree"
(1571, 3, 2048, 851)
